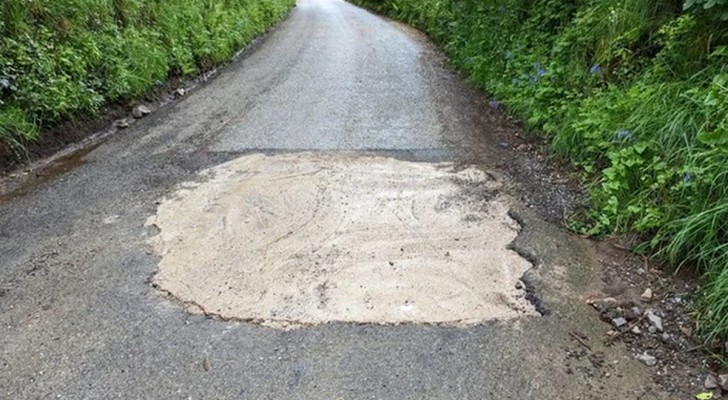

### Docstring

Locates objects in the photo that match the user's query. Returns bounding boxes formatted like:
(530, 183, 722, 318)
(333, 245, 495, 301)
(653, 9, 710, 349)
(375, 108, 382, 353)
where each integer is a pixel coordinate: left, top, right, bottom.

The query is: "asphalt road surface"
(1, 0, 675, 398)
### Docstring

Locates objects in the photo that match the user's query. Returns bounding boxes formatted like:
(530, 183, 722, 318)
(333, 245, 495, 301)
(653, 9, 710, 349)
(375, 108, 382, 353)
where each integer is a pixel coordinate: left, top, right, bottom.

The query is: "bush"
(0, 0, 294, 147)
(349, 0, 728, 340)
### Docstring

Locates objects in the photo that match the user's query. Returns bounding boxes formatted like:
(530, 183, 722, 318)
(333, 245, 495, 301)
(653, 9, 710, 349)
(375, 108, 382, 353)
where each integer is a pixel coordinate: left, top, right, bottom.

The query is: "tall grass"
(0, 0, 295, 150)
(0, 106, 37, 159)
(349, 0, 728, 340)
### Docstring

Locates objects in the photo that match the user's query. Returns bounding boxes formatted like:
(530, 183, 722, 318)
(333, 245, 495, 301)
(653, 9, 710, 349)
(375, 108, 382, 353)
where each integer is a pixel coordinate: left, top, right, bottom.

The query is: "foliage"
(684, 0, 728, 20)
(0, 106, 37, 158)
(349, 0, 728, 340)
(0, 0, 294, 147)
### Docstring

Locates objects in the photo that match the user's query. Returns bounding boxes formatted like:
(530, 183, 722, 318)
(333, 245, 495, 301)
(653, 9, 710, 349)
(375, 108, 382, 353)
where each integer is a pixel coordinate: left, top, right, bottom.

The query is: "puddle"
(0, 142, 103, 202)
(148, 152, 536, 329)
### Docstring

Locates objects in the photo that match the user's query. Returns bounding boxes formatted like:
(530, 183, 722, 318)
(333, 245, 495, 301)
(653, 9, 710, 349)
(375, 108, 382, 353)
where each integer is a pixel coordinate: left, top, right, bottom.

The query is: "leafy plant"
(350, 0, 728, 340)
(0, 0, 294, 155)
(684, 0, 728, 20)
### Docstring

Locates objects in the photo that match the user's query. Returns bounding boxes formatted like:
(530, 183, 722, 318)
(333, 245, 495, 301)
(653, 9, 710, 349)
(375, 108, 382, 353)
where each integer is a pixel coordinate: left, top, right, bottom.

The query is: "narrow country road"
(1, 0, 673, 399)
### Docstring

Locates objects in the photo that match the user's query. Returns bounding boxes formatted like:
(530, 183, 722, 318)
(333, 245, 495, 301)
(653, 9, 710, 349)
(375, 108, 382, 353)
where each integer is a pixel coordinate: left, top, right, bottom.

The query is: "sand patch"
(148, 153, 536, 328)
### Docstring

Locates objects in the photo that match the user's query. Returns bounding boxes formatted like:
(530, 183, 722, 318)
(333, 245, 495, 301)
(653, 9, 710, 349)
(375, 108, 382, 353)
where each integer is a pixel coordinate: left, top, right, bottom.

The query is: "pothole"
(147, 152, 536, 328)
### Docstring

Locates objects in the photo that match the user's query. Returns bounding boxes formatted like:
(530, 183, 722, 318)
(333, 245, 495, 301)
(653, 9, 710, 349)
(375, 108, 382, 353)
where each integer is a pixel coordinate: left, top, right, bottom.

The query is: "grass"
(0, 0, 295, 153)
(0, 106, 37, 159)
(348, 0, 728, 341)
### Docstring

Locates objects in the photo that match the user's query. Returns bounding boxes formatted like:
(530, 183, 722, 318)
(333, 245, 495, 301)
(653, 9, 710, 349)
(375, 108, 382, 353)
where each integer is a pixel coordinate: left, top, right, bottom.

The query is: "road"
(1, 0, 672, 398)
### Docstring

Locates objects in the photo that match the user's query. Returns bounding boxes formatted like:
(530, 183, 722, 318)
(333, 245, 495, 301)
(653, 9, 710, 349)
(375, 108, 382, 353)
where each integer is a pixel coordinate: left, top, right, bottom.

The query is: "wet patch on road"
(0, 141, 105, 203)
(147, 152, 537, 328)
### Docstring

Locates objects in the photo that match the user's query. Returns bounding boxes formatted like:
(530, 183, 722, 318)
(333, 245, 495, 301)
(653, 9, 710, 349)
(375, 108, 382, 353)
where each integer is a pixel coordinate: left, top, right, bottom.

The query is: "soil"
(589, 238, 724, 397)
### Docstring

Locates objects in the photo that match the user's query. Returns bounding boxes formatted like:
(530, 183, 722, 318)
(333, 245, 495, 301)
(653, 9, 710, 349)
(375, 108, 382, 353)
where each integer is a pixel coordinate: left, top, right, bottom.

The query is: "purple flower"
(614, 129, 634, 142)
(524, 63, 548, 84)
(683, 173, 694, 183)
(590, 65, 602, 74)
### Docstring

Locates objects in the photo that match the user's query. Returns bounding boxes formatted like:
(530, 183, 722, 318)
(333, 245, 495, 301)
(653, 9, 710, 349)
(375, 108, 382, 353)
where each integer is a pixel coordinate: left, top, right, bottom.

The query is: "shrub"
(349, 0, 728, 340)
(0, 0, 294, 149)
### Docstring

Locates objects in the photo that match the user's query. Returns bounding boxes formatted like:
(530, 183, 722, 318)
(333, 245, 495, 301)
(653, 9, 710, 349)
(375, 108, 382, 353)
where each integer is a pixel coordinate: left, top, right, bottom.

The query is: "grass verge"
(0, 0, 295, 160)
(348, 0, 728, 340)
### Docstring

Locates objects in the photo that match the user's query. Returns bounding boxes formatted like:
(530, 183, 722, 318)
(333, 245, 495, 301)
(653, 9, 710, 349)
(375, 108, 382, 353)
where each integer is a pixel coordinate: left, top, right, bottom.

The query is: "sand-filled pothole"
(147, 153, 536, 328)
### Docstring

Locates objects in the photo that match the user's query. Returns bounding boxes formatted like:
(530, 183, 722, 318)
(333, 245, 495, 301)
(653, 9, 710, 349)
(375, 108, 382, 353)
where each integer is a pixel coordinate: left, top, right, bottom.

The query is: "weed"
(0, 106, 37, 159)
(0, 0, 294, 153)
(350, 0, 728, 339)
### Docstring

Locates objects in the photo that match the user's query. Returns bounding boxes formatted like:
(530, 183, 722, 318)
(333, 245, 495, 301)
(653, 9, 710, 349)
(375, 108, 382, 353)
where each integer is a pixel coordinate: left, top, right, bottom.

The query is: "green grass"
(0, 106, 37, 159)
(349, 0, 728, 340)
(0, 0, 294, 149)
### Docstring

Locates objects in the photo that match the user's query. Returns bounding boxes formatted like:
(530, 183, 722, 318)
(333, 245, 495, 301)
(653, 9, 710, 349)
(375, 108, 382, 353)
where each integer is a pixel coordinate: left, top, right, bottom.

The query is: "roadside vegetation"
(0, 0, 294, 158)
(349, 0, 728, 340)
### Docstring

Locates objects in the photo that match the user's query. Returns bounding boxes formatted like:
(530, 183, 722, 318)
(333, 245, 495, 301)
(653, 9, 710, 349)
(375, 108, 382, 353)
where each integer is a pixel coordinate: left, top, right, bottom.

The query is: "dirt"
(585, 238, 725, 397)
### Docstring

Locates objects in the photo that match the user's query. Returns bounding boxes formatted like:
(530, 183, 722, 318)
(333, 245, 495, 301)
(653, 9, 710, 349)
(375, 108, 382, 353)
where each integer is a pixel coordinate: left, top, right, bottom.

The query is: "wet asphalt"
(0, 0, 674, 398)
